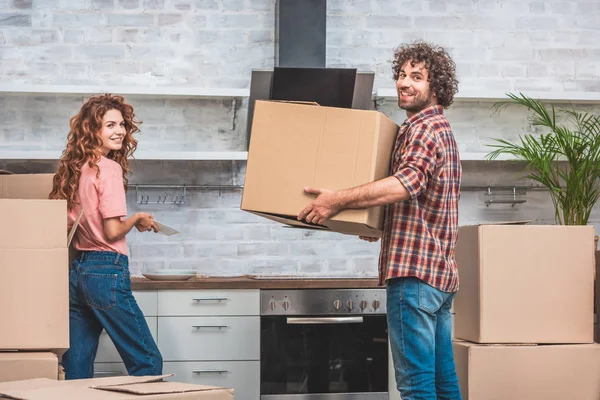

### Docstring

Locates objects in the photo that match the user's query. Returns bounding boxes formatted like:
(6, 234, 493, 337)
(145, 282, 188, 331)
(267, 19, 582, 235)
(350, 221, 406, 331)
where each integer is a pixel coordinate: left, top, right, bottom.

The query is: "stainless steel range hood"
(245, 0, 376, 149)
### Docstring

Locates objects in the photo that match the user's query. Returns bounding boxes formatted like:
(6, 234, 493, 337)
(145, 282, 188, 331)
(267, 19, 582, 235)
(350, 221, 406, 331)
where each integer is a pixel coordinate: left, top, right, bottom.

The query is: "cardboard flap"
(250, 211, 329, 231)
(261, 100, 320, 106)
(0, 174, 54, 199)
(0, 386, 106, 400)
(96, 381, 228, 395)
(87, 375, 172, 388)
(67, 207, 83, 247)
(475, 220, 534, 226)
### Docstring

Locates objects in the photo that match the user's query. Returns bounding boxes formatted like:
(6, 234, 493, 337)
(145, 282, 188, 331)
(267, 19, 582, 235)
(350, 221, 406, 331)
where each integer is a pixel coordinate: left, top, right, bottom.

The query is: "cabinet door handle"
(94, 371, 127, 377)
(286, 317, 364, 324)
(192, 369, 229, 374)
(192, 325, 229, 329)
(192, 297, 228, 302)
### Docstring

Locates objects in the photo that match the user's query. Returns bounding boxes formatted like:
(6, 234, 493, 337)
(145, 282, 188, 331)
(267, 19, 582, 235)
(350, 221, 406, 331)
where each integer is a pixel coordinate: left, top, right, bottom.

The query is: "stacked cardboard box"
(241, 100, 400, 237)
(453, 222, 600, 400)
(594, 251, 600, 343)
(0, 172, 70, 382)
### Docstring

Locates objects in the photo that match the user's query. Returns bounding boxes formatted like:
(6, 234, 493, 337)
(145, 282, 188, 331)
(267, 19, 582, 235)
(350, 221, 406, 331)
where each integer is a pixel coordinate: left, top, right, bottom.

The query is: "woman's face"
(99, 109, 126, 156)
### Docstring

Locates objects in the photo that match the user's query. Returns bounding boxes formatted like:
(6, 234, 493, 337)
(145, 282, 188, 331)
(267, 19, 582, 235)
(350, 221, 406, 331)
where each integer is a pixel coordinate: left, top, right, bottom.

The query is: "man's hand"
(298, 187, 344, 225)
(359, 236, 380, 242)
(135, 212, 159, 233)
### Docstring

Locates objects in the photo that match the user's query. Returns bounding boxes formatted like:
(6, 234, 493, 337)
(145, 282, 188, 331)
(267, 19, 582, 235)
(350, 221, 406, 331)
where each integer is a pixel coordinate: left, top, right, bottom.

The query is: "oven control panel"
(260, 289, 387, 315)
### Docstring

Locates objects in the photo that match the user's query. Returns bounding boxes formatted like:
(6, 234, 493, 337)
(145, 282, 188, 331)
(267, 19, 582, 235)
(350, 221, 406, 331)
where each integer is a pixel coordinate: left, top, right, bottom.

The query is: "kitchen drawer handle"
(192, 325, 229, 329)
(94, 371, 127, 377)
(192, 297, 229, 302)
(192, 369, 229, 374)
(287, 317, 364, 324)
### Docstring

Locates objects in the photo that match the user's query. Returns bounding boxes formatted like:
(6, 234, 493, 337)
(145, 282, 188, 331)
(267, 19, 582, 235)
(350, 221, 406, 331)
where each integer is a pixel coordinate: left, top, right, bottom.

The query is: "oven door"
(260, 315, 388, 399)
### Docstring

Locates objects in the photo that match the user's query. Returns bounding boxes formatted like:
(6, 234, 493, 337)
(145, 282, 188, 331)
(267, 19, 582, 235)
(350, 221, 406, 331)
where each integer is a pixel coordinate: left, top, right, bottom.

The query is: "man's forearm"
(337, 176, 411, 209)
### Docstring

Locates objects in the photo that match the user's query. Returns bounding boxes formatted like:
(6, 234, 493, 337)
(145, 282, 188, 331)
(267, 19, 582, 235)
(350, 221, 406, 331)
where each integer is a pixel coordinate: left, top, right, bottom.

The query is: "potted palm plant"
(486, 93, 600, 249)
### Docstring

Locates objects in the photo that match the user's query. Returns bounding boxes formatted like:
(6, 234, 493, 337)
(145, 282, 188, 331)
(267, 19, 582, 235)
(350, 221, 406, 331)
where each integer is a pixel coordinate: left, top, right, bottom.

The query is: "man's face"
(395, 60, 438, 116)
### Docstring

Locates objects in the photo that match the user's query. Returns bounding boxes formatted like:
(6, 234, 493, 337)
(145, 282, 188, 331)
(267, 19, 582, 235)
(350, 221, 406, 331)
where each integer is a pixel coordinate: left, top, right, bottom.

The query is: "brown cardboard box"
(594, 251, 600, 343)
(0, 173, 70, 352)
(454, 223, 595, 344)
(0, 374, 234, 399)
(241, 100, 399, 237)
(453, 341, 600, 400)
(0, 353, 58, 382)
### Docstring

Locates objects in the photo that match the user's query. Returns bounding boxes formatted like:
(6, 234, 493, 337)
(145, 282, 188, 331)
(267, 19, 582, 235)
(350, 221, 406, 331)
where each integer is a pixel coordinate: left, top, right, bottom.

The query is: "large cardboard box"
(241, 100, 399, 237)
(453, 341, 600, 400)
(0, 174, 69, 352)
(594, 251, 600, 343)
(454, 223, 595, 344)
(0, 353, 58, 382)
(0, 374, 234, 399)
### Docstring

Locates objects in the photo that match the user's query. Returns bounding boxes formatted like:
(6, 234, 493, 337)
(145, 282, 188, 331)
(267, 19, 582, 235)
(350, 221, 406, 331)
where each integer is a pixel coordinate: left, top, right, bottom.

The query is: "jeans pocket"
(417, 281, 445, 315)
(82, 271, 118, 310)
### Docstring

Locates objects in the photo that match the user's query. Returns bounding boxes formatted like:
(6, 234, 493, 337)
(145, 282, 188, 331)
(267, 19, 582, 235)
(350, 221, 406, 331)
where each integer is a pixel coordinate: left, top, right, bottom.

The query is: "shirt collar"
(404, 105, 444, 126)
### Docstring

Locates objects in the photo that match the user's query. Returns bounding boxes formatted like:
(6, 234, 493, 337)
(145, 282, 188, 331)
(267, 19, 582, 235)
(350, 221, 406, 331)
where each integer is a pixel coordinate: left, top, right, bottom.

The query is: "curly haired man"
(298, 41, 462, 399)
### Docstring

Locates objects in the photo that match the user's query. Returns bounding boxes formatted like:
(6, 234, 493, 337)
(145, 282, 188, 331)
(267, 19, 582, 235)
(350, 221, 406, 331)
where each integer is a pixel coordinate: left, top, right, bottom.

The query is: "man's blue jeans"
(62, 251, 163, 379)
(387, 277, 462, 400)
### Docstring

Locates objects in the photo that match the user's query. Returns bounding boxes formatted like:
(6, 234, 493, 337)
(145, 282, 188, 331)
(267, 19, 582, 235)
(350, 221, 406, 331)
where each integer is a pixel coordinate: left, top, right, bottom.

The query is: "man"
(297, 41, 462, 400)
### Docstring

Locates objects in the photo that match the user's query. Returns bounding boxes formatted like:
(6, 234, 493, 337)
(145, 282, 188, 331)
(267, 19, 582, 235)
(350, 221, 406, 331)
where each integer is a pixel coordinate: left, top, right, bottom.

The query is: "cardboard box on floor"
(453, 341, 600, 400)
(0, 353, 58, 383)
(0, 173, 71, 352)
(0, 374, 234, 399)
(454, 222, 595, 344)
(241, 100, 399, 238)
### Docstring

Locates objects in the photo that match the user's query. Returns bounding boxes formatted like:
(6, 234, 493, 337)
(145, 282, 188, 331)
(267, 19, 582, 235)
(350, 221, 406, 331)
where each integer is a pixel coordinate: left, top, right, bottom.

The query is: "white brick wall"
(1, 0, 599, 276)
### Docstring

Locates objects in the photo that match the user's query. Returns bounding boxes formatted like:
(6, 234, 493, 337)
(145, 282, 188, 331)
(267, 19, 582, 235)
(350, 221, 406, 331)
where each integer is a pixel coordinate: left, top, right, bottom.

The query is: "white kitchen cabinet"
(163, 361, 260, 400)
(158, 316, 260, 361)
(134, 291, 158, 316)
(93, 289, 261, 399)
(157, 290, 260, 316)
(93, 362, 128, 378)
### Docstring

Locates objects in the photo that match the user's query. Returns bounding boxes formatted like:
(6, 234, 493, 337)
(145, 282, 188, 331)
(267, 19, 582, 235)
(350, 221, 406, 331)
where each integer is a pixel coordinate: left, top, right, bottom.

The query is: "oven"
(260, 289, 388, 400)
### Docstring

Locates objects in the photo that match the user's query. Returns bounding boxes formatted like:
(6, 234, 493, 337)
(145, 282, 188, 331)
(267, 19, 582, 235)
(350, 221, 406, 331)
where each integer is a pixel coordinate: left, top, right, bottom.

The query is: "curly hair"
(392, 41, 459, 108)
(49, 94, 140, 209)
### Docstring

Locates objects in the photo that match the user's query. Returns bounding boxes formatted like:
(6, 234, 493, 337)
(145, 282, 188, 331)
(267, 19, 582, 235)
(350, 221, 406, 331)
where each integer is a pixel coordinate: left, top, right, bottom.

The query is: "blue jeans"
(387, 277, 461, 400)
(62, 251, 163, 379)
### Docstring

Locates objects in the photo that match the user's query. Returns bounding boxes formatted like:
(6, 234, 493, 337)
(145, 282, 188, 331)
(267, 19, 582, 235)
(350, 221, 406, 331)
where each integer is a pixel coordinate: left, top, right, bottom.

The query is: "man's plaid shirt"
(378, 105, 462, 292)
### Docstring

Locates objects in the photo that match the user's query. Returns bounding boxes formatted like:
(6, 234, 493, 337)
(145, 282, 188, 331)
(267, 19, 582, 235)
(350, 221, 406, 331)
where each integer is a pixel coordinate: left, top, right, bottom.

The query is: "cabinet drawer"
(163, 361, 259, 400)
(95, 317, 158, 363)
(93, 362, 128, 378)
(158, 316, 260, 361)
(157, 290, 259, 316)
(133, 291, 158, 316)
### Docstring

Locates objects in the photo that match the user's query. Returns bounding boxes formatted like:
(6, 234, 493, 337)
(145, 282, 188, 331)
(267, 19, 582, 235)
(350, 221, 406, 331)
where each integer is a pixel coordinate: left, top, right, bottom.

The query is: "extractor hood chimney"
(246, 0, 375, 149)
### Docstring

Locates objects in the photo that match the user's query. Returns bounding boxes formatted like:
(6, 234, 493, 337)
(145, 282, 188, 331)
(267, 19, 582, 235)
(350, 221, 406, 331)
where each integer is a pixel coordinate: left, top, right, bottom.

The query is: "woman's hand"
(135, 212, 159, 233)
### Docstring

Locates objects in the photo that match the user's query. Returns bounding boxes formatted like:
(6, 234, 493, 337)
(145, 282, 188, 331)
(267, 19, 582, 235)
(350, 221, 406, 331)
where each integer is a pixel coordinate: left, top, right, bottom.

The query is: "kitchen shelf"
(0, 150, 248, 161)
(460, 152, 517, 161)
(376, 89, 600, 104)
(0, 84, 249, 98)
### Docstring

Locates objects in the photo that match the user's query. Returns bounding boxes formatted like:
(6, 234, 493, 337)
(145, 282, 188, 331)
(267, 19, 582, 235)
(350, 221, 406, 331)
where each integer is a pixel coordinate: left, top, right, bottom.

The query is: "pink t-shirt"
(68, 156, 129, 256)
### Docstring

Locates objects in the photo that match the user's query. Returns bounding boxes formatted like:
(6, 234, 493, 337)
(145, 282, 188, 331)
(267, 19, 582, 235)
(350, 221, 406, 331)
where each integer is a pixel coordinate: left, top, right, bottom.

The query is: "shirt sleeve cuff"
(101, 210, 127, 219)
(394, 168, 421, 199)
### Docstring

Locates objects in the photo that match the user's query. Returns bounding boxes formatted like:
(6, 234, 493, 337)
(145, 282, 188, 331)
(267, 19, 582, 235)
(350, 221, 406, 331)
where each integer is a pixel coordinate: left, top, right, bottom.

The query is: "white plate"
(142, 269, 197, 281)
(147, 269, 197, 275)
(142, 273, 196, 281)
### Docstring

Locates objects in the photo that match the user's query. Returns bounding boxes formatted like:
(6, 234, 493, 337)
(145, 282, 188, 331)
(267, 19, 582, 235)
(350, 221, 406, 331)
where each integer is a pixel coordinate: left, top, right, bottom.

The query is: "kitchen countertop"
(131, 276, 381, 290)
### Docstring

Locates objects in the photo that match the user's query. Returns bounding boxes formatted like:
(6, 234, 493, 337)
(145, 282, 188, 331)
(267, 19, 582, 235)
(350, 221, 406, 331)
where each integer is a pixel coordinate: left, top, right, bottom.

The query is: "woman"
(50, 94, 163, 379)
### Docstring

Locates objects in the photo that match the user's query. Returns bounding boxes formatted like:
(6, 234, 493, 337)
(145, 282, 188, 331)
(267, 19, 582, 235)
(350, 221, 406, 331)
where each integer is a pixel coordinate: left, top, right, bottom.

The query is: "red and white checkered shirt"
(378, 105, 462, 292)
